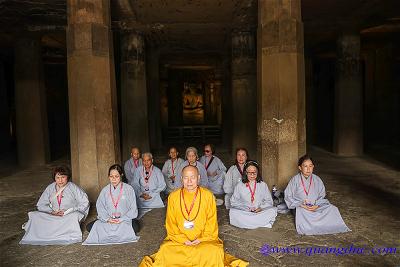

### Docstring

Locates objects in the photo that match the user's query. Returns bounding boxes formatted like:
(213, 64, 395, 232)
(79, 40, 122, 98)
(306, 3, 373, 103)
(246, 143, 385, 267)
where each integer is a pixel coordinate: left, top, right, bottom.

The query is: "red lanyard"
(300, 174, 313, 196)
(142, 166, 153, 183)
(55, 185, 65, 209)
(247, 181, 257, 203)
(171, 159, 175, 176)
(134, 159, 139, 168)
(181, 187, 199, 218)
(109, 183, 124, 209)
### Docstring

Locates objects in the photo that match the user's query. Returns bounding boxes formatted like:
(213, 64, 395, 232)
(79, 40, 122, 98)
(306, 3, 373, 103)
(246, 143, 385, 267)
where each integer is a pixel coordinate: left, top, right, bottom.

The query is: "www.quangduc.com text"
(260, 244, 397, 256)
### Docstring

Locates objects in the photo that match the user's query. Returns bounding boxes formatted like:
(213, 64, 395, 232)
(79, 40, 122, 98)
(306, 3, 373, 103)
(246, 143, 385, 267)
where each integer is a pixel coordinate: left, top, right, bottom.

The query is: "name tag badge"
(183, 220, 194, 229)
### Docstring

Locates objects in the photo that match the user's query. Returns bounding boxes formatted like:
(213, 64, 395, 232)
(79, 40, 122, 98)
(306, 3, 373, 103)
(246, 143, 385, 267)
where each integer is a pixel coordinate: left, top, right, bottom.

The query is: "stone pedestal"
(67, 0, 120, 201)
(334, 33, 363, 156)
(231, 31, 257, 158)
(120, 32, 150, 157)
(14, 37, 50, 167)
(257, 0, 306, 189)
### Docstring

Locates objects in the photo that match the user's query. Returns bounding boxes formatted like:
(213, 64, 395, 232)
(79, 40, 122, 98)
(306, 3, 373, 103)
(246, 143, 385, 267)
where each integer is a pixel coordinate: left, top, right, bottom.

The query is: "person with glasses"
(174, 147, 208, 189)
(199, 144, 226, 196)
(284, 155, 350, 235)
(161, 147, 184, 195)
(83, 164, 140, 245)
(229, 161, 277, 229)
(20, 165, 89, 245)
(223, 148, 249, 209)
(139, 165, 249, 267)
(132, 152, 166, 218)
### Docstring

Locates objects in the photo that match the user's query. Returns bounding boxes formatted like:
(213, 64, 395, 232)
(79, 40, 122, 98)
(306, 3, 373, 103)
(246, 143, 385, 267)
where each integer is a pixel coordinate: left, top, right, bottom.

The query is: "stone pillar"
(67, 0, 120, 201)
(221, 57, 232, 148)
(257, 0, 306, 189)
(363, 50, 375, 145)
(120, 32, 150, 157)
(147, 47, 162, 150)
(14, 37, 50, 167)
(0, 61, 11, 153)
(333, 33, 363, 155)
(231, 31, 257, 157)
(374, 44, 398, 145)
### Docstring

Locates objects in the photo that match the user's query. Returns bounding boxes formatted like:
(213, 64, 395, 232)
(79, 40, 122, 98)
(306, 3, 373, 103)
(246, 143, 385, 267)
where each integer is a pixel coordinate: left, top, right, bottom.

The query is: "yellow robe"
(139, 187, 249, 267)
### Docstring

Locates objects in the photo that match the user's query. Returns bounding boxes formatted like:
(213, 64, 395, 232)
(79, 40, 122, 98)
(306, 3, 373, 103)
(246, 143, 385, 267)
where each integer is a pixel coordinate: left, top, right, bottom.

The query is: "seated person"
(139, 165, 249, 267)
(20, 165, 89, 245)
(162, 147, 184, 194)
(229, 161, 277, 229)
(174, 146, 208, 189)
(199, 144, 227, 195)
(223, 148, 248, 209)
(124, 146, 142, 184)
(132, 152, 166, 218)
(284, 154, 351, 235)
(83, 164, 139, 245)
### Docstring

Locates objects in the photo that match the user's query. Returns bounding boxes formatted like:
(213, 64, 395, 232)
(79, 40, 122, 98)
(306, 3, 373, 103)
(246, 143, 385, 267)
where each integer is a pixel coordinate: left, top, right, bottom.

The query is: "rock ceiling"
(0, 0, 399, 54)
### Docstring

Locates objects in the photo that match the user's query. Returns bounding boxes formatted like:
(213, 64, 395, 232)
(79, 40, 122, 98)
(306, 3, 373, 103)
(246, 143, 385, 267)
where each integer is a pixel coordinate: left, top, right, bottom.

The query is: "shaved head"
(181, 165, 200, 192)
(182, 165, 198, 175)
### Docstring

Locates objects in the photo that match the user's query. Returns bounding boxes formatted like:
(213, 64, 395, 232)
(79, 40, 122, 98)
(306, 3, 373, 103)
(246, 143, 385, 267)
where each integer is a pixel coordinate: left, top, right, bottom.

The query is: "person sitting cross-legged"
(284, 154, 351, 235)
(83, 164, 140, 245)
(131, 152, 166, 218)
(20, 165, 89, 245)
(229, 160, 278, 229)
(139, 165, 249, 267)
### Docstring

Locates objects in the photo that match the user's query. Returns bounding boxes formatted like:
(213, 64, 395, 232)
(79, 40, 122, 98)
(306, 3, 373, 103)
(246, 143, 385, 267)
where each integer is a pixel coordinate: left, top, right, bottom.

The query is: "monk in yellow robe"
(139, 165, 248, 267)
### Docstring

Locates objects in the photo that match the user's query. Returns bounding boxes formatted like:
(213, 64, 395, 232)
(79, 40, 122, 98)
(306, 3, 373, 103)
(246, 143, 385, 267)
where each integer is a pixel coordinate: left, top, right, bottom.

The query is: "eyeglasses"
(246, 171, 257, 176)
(109, 175, 120, 179)
(204, 150, 211, 153)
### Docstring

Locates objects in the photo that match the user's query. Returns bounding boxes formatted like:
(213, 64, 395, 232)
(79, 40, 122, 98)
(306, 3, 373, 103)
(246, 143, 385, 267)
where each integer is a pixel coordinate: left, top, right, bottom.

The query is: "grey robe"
(124, 158, 142, 184)
(229, 181, 277, 229)
(83, 182, 139, 245)
(161, 158, 184, 194)
(131, 166, 166, 218)
(174, 161, 209, 189)
(20, 182, 89, 245)
(223, 164, 244, 209)
(199, 155, 227, 195)
(284, 173, 351, 235)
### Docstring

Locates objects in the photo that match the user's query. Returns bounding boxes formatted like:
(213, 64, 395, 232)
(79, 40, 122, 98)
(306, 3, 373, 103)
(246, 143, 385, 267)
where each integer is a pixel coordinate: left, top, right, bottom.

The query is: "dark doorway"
(161, 67, 222, 145)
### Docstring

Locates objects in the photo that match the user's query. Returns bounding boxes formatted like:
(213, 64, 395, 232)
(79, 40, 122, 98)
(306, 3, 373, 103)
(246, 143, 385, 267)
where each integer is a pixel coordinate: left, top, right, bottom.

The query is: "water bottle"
(272, 185, 278, 206)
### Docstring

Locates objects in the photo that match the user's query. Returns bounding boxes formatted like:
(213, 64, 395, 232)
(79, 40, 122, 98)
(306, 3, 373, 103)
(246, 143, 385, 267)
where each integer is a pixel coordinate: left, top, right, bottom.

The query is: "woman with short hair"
(223, 148, 248, 209)
(20, 165, 89, 245)
(174, 146, 208, 189)
(161, 147, 184, 194)
(199, 144, 226, 195)
(284, 155, 351, 235)
(229, 161, 277, 229)
(83, 164, 139, 245)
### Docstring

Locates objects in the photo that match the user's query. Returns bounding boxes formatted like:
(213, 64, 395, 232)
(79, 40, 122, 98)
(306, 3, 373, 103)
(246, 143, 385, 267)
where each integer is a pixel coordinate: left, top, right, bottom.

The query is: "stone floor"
(0, 147, 399, 267)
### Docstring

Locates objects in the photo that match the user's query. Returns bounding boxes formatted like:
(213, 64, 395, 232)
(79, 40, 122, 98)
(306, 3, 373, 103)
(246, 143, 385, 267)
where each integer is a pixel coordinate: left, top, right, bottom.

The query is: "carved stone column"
(257, 0, 306, 188)
(67, 0, 120, 201)
(334, 33, 363, 155)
